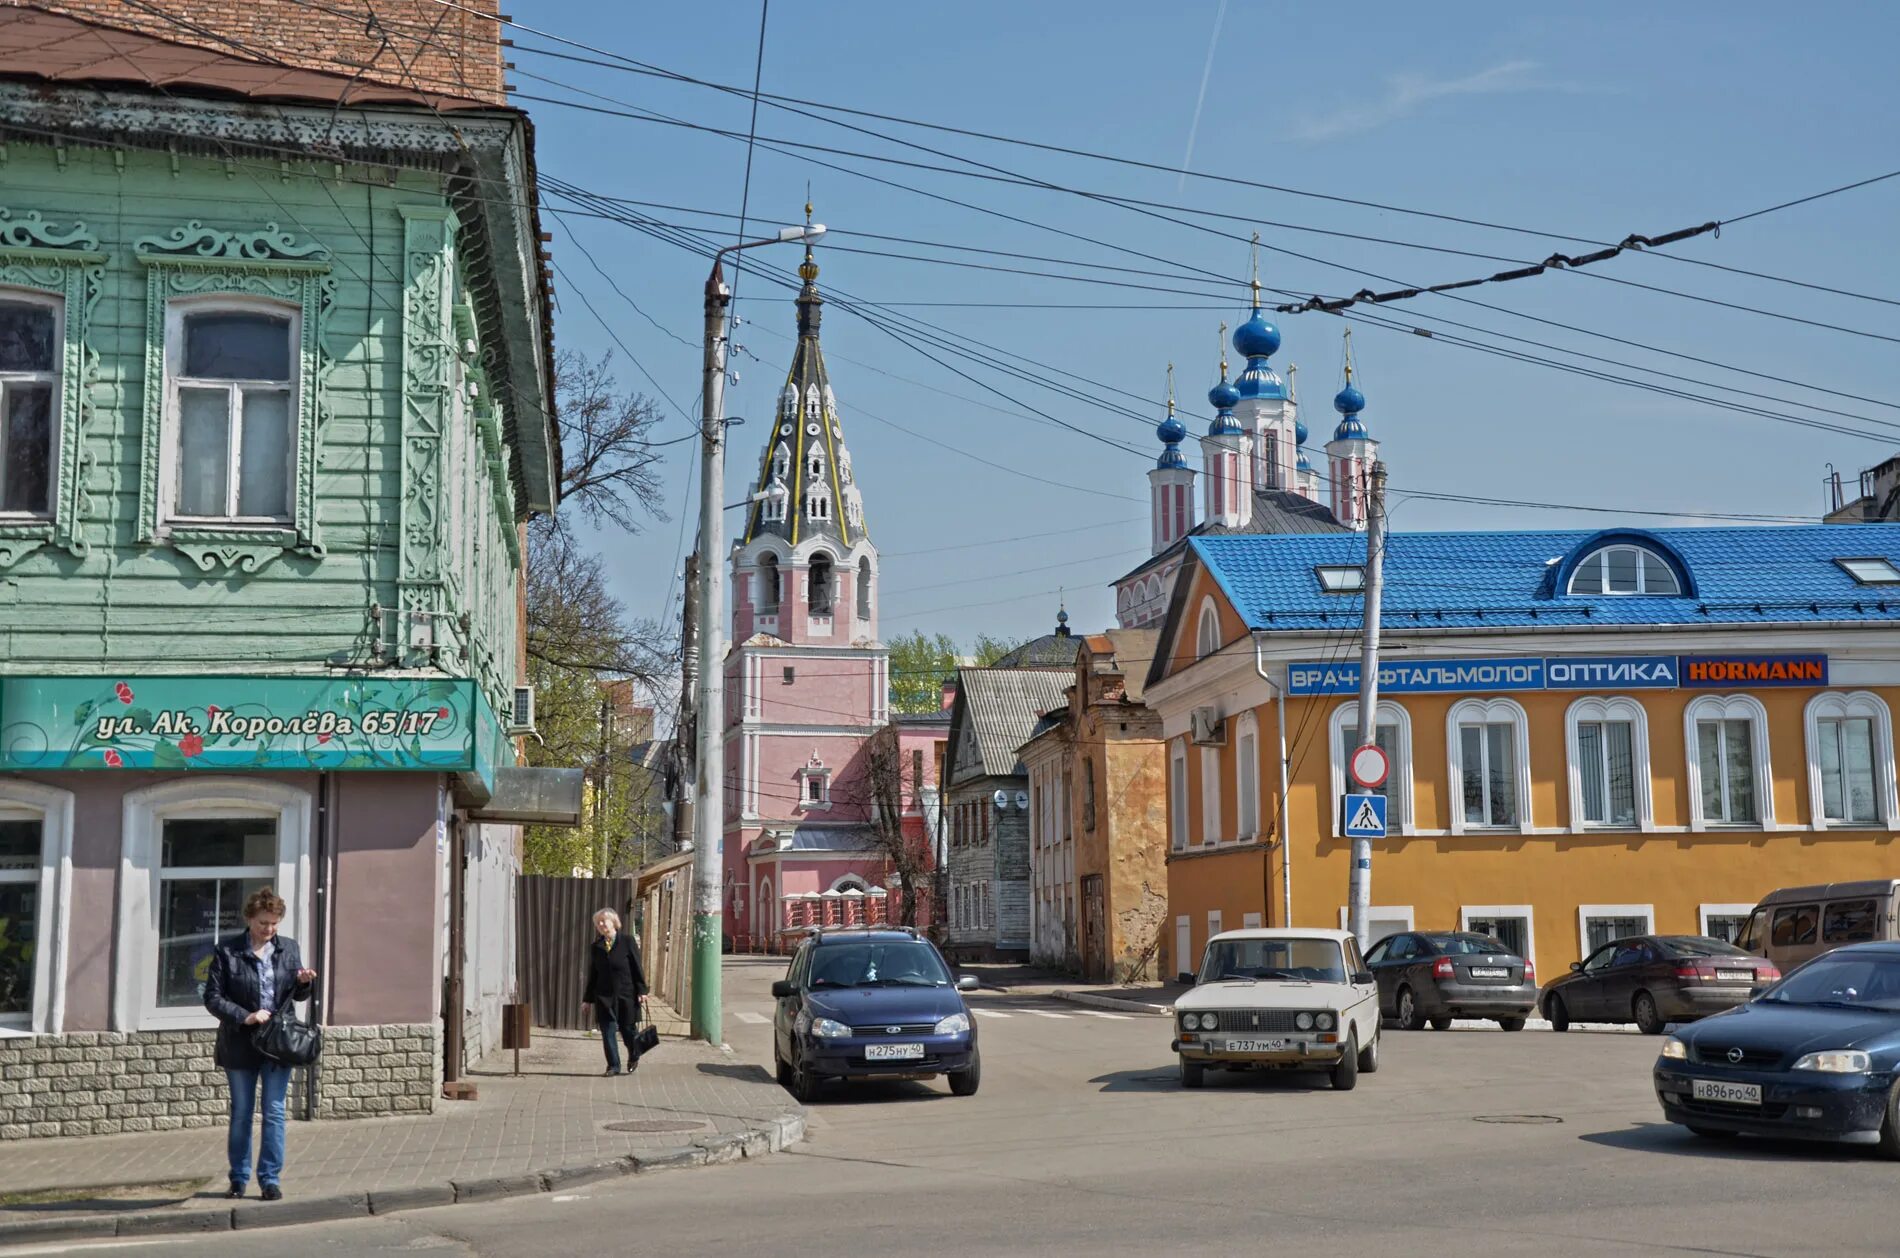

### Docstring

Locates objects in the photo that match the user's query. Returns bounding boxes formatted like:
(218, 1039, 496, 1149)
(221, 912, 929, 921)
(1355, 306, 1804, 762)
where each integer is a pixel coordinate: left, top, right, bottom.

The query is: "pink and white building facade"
(720, 242, 936, 948)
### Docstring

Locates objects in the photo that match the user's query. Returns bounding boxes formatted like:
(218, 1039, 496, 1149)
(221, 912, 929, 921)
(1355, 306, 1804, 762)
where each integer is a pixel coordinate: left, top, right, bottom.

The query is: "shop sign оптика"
(1286, 654, 1828, 697)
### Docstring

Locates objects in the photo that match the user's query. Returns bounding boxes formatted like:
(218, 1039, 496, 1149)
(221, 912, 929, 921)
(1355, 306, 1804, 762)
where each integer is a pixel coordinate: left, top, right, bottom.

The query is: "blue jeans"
(595, 999, 642, 1072)
(226, 1062, 292, 1187)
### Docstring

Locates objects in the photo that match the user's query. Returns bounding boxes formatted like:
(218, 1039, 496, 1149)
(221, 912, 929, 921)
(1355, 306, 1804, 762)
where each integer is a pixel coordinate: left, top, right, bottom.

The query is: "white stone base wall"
(0, 1024, 438, 1141)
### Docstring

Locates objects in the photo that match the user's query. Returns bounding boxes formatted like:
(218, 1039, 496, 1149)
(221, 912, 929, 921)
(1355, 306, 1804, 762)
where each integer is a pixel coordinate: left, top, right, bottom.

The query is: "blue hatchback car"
(1654, 941, 1900, 1155)
(771, 928, 980, 1102)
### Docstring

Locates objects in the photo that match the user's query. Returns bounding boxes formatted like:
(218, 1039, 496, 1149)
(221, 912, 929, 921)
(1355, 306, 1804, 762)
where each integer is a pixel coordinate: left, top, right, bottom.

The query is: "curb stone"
(1050, 989, 1175, 1015)
(0, 1109, 808, 1249)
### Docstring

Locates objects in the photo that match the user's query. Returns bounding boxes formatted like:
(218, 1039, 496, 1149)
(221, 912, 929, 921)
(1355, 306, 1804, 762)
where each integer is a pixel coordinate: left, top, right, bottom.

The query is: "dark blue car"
(1654, 941, 1900, 1155)
(771, 928, 980, 1102)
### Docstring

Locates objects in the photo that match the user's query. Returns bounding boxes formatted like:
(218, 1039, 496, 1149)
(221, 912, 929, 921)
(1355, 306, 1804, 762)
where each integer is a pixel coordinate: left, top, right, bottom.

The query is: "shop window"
(1566, 697, 1652, 830)
(0, 292, 60, 518)
(1328, 701, 1411, 835)
(1805, 692, 1895, 828)
(1684, 695, 1773, 830)
(0, 781, 74, 1034)
(166, 303, 297, 523)
(1447, 698, 1530, 832)
(115, 779, 310, 1031)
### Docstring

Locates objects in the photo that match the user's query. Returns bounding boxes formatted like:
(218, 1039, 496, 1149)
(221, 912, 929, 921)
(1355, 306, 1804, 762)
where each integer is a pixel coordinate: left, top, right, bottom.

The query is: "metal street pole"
(689, 220, 826, 1046)
(690, 262, 732, 1045)
(1348, 460, 1388, 951)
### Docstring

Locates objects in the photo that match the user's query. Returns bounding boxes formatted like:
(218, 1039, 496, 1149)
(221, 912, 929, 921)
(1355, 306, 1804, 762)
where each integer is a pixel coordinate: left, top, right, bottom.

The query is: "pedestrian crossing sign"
(1340, 793, 1388, 839)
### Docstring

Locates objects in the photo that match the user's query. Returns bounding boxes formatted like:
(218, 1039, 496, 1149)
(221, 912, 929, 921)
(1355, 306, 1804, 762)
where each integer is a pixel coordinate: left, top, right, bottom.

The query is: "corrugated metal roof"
(0, 7, 493, 111)
(1192, 523, 1900, 631)
(956, 668, 1072, 778)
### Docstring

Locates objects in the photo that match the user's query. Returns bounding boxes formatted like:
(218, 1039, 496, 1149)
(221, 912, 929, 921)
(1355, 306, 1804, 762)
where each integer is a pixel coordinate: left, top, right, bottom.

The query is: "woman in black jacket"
(582, 907, 647, 1075)
(202, 887, 315, 1201)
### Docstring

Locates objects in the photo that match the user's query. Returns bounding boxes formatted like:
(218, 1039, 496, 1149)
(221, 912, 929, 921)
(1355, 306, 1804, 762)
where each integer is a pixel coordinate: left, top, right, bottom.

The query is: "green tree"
(885, 631, 1018, 713)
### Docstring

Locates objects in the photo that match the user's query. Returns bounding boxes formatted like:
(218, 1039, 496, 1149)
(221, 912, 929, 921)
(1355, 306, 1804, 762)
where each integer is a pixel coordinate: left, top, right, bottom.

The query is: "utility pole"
(1347, 460, 1388, 950)
(674, 552, 698, 854)
(690, 262, 732, 1045)
(595, 690, 613, 876)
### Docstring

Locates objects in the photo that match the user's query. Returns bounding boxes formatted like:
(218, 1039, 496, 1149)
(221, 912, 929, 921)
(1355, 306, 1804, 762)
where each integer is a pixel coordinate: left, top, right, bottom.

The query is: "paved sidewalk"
(0, 1011, 801, 1246)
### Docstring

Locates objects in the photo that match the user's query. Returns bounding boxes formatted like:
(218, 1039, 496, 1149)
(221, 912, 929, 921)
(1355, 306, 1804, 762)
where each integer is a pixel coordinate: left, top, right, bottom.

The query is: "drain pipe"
(1253, 634, 1293, 929)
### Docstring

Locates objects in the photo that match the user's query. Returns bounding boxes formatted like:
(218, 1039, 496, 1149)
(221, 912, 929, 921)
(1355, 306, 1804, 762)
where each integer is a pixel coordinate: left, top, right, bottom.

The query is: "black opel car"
(771, 928, 980, 1103)
(1654, 941, 1900, 1155)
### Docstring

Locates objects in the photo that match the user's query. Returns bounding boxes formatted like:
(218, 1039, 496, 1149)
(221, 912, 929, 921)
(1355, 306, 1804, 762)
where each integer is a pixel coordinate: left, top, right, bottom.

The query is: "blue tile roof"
(1191, 524, 1900, 631)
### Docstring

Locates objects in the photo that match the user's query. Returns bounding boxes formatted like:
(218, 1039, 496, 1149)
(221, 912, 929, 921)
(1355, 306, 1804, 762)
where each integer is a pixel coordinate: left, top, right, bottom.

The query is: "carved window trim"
(134, 221, 333, 574)
(0, 208, 105, 570)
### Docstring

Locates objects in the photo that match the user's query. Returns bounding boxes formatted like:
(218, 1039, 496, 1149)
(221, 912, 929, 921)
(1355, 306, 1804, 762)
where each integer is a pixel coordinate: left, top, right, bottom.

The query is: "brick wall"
(32, 0, 507, 104)
(0, 1025, 438, 1140)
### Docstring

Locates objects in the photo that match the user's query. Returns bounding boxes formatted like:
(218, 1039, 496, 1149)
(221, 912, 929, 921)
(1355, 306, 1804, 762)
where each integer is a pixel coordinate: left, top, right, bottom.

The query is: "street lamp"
(690, 219, 826, 1045)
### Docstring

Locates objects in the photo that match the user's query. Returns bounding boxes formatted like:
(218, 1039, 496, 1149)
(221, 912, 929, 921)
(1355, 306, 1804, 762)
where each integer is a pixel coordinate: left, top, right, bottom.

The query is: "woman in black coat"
(202, 887, 316, 1201)
(582, 907, 647, 1075)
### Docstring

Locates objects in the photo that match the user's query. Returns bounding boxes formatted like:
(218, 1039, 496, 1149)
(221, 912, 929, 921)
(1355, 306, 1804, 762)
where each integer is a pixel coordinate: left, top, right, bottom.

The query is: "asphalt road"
(27, 956, 1897, 1258)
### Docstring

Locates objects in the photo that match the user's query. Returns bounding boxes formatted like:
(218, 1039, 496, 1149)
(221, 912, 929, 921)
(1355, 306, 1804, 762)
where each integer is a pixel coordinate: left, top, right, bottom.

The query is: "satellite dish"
(1013, 791, 1029, 811)
(992, 789, 1009, 810)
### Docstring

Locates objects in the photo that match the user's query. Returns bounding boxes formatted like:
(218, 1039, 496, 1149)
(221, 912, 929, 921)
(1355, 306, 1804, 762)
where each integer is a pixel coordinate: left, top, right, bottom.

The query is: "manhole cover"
(1472, 1114, 1563, 1125)
(602, 1119, 707, 1134)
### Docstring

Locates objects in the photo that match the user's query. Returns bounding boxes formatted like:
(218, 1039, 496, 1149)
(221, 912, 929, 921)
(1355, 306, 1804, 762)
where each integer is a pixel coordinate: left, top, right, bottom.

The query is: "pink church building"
(719, 238, 937, 949)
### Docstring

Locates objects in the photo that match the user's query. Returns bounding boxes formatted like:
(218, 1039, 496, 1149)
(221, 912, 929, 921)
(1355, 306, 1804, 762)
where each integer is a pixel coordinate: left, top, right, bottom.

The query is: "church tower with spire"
(1149, 363, 1195, 553)
(1201, 331, 1253, 529)
(723, 208, 898, 952)
(1326, 328, 1379, 531)
(1230, 235, 1297, 501)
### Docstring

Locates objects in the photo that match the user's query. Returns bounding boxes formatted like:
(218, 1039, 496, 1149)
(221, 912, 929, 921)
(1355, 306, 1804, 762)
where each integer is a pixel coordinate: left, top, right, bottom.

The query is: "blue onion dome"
(1334, 381, 1366, 415)
(1157, 411, 1187, 446)
(1295, 418, 1310, 446)
(1233, 307, 1281, 359)
(1208, 375, 1241, 411)
(1297, 450, 1313, 472)
(1333, 378, 1370, 441)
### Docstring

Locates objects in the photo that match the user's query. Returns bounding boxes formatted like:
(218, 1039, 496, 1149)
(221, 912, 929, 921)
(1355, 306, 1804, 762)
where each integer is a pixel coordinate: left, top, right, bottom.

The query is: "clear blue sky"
(522, 0, 1900, 664)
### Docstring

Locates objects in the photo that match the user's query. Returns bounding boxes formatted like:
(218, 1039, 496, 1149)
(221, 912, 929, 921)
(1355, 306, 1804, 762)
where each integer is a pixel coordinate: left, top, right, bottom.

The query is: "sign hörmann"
(1287, 654, 1828, 696)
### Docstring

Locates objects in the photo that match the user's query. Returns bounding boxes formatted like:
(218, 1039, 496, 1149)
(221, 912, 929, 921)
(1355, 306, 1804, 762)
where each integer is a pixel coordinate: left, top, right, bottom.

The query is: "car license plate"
(1716, 970, 1754, 983)
(1691, 1079, 1761, 1106)
(1223, 1038, 1290, 1053)
(1470, 967, 1510, 978)
(864, 1043, 924, 1062)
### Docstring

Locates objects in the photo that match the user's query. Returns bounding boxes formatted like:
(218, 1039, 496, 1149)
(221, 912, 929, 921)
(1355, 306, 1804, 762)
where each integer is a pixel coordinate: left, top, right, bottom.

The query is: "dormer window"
(1315, 565, 1364, 593)
(1836, 557, 1900, 585)
(808, 453, 824, 479)
(770, 440, 790, 481)
(1568, 544, 1681, 596)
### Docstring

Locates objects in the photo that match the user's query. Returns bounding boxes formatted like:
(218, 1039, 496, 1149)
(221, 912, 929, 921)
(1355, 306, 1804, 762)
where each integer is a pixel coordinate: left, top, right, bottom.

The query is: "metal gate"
(517, 874, 637, 1030)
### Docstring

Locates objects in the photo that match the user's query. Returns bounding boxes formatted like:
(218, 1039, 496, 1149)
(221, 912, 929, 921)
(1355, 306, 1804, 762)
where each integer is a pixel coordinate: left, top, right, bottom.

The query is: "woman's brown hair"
(243, 887, 287, 920)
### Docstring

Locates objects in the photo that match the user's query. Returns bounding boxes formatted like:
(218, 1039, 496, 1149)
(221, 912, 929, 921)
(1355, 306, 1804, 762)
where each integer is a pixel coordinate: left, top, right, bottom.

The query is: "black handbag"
(253, 1007, 324, 1066)
(634, 1023, 660, 1056)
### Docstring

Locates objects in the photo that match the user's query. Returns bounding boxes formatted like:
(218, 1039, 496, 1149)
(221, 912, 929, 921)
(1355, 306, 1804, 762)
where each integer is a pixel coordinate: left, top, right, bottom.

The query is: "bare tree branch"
(554, 349, 669, 532)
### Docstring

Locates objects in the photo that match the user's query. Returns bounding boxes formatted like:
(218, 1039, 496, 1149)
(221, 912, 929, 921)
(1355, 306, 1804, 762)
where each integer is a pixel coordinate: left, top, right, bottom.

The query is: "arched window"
(1195, 598, 1221, 660)
(1446, 697, 1532, 833)
(757, 553, 781, 614)
(829, 874, 870, 893)
(1565, 696, 1652, 830)
(1684, 694, 1773, 830)
(1328, 700, 1412, 836)
(808, 553, 834, 614)
(808, 452, 824, 479)
(770, 440, 790, 481)
(856, 557, 872, 620)
(1804, 691, 1897, 829)
(1567, 543, 1682, 596)
(807, 492, 830, 521)
(1233, 711, 1260, 840)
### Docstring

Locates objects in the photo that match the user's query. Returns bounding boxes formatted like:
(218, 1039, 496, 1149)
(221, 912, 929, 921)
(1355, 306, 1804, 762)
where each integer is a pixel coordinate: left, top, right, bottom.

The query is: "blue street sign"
(1341, 793, 1388, 839)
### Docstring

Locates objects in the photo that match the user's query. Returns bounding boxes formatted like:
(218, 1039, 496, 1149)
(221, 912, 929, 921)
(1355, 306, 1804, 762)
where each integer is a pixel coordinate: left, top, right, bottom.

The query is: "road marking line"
(1080, 1010, 1131, 1020)
(1028, 1009, 1071, 1019)
(734, 1011, 769, 1024)
(973, 1009, 1011, 1018)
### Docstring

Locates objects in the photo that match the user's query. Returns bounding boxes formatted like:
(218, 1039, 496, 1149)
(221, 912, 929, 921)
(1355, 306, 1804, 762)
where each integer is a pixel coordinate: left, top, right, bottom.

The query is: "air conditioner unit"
(1190, 706, 1225, 746)
(508, 685, 536, 735)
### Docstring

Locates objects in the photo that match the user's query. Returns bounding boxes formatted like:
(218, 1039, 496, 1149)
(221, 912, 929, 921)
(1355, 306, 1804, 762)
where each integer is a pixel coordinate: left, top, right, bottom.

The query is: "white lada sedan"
(1171, 928, 1382, 1090)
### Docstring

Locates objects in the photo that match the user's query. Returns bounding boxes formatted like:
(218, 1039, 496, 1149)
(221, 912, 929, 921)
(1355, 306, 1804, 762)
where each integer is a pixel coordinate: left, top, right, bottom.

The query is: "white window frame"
(1337, 904, 1416, 934)
(1803, 690, 1898, 829)
(1195, 597, 1221, 660)
(160, 296, 300, 527)
(1564, 696, 1653, 832)
(1698, 902, 1756, 940)
(0, 780, 76, 1034)
(114, 778, 311, 1032)
(1207, 909, 1223, 941)
(1169, 738, 1189, 852)
(1446, 697, 1531, 834)
(1566, 544, 1681, 596)
(1576, 903, 1655, 955)
(1459, 904, 1537, 972)
(797, 763, 832, 811)
(1233, 710, 1260, 841)
(1683, 694, 1774, 832)
(1198, 744, 1221, 846)
(1327, 700, 1413, 836)
(1242, 912, 1263, 929)
(0, 288, 63, 522)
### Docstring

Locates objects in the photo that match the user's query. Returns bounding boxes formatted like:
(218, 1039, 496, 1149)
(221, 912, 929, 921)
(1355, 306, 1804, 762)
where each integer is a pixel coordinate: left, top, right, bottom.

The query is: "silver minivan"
(1734, 879, 1900, 973)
